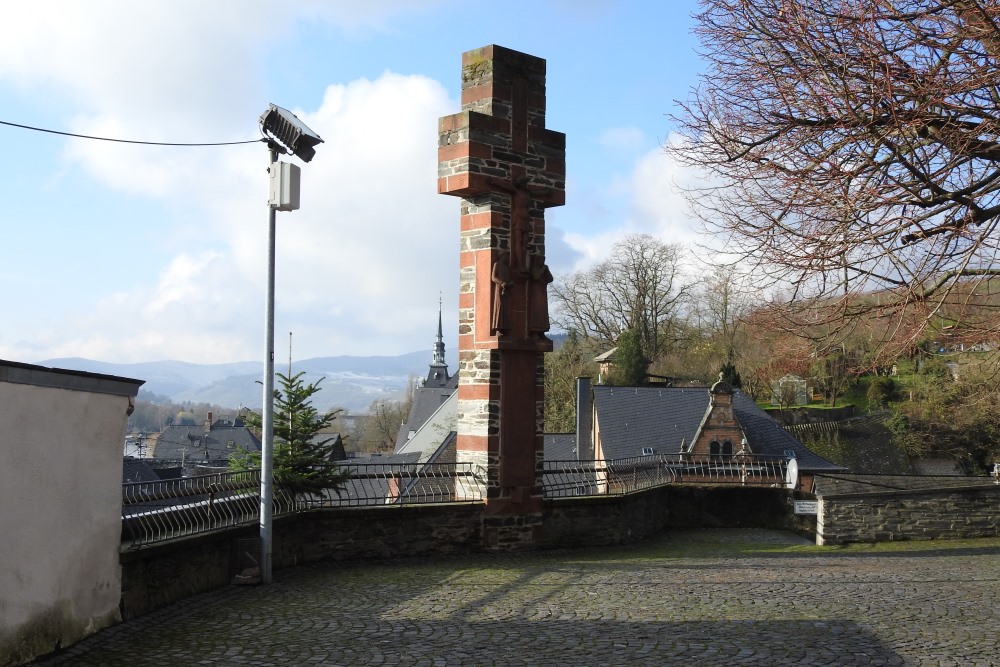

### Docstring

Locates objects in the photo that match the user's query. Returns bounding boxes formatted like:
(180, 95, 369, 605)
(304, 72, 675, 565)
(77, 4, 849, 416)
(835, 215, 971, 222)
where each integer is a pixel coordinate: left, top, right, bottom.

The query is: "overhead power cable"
(0, 119, 263, 147)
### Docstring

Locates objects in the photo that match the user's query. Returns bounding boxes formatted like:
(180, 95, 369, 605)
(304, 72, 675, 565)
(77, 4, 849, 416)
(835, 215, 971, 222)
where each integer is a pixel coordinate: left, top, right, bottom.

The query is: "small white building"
(770, 374, 811, 406)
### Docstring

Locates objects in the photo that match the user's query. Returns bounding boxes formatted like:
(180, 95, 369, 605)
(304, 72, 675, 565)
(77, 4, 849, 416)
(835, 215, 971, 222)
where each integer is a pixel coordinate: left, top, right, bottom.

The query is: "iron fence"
(122, 469, 291, 550)
(543, 454, 790, 498)
(298, 462, 486, 508)
(122, 455, 788, 549)
(121, 462, 486, 549)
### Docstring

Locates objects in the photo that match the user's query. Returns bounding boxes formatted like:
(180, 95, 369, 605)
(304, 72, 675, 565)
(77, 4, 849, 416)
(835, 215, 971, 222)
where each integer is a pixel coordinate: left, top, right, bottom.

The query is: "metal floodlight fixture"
(259, 103, 324, 163)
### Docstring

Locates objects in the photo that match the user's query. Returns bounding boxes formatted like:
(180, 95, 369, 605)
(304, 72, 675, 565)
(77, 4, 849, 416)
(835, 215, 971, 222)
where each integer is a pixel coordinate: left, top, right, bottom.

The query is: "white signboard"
(794, 500, 818, 515)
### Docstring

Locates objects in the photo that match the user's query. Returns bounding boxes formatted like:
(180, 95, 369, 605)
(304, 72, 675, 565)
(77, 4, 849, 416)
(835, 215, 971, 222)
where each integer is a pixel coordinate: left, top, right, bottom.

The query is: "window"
(722, 440, 733, 459)
(642, 447, 654, 456)
(709, 441, 721, 457)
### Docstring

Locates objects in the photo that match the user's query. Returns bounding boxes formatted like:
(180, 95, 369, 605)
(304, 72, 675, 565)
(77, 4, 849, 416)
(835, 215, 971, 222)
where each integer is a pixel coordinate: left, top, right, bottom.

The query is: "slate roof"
(150, 423, 261, 463)
(122, 457, 161, 484)
(334, 451, 416, 504)
(395, 374, 458, 447)
(592, 385, 844, 473)
(544, 433, 577, 461)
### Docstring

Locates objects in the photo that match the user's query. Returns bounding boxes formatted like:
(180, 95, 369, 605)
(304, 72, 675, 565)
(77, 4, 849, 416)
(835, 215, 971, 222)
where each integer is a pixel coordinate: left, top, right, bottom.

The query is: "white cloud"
(0, 0, 467, 364)
(2, 70, 458, 364)
(561, 143, 710, 272)
(629, 148, 706, 248)
(264, 73, 459, 355)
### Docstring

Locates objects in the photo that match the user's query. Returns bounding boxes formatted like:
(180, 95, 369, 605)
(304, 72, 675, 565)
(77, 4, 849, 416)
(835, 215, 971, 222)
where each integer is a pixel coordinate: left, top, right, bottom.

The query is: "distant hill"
(39, 352, 453, 413)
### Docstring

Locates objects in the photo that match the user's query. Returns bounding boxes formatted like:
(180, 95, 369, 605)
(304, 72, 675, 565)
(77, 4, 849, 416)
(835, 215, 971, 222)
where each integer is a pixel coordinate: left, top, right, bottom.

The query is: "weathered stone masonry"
(817, 484, 1000, 545)
(438, 45, 565, 547)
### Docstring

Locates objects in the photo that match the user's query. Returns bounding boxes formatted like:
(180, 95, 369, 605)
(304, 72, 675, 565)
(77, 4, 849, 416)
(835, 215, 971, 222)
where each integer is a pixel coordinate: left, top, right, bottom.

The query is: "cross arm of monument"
(438, 110, 565, 206)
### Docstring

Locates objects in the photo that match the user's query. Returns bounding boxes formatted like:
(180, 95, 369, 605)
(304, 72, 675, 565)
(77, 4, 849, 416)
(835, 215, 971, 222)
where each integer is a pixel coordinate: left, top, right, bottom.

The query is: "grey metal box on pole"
(269, 162, 301, 211)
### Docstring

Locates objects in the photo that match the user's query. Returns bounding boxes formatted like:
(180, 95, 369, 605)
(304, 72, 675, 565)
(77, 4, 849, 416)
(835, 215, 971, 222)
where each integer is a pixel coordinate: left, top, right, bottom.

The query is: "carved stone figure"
(527, 253, 553, 337)
(491, 252, 513, 334)
(488, 175, 550, 274)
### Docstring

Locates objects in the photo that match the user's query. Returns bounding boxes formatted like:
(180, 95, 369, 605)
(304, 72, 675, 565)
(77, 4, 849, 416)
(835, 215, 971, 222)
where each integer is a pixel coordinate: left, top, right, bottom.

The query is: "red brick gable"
(688, 381, 749, 458)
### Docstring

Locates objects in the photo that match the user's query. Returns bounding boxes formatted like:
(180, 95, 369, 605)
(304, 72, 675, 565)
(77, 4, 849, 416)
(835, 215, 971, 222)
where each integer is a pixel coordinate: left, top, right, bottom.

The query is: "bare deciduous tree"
(358, 398, 407, 453)
(551, 234, 691, 359)
(670, 0, 1000, 359)
(690, 267, 757, 364)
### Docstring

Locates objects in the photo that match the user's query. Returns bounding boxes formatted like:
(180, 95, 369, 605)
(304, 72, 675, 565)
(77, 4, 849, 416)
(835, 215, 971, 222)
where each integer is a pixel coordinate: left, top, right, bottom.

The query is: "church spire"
(425, 294, 450, 388)
(432, 293, 446, 366)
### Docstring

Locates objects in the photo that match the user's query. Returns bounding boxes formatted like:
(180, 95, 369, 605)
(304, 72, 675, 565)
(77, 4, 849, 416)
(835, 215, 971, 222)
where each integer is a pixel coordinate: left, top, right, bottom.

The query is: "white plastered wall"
(0, 378, 133, 665)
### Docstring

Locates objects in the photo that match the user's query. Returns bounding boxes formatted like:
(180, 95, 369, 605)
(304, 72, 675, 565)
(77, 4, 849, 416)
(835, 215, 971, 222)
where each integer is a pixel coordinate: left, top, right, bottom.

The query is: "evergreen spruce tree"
(234, 372, 349, 497)
(718, 361, 742, 388)
(608, 328, 648, 386)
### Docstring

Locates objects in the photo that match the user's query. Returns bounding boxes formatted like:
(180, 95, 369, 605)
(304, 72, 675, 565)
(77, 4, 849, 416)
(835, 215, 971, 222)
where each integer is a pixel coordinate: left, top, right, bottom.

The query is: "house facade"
(589, 380, 845, 492)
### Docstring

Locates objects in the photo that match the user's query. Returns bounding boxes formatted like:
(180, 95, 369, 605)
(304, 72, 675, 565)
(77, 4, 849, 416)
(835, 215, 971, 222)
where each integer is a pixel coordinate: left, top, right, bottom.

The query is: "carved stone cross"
(438, 45, 566, 546)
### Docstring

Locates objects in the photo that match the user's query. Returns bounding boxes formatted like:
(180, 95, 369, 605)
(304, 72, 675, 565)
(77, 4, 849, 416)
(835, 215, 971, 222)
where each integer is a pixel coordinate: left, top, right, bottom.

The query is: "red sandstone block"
(438, 143, 469, 163)
(458, 292, 474, 308)
(439, 141, 493, 163)
(459, 383, 501, 401)
(438, 174, 469, 194)
(460, 211, 500, 231)
(527, 92, 546, 112)
(543, 191, 566, 207)
(440, 172, 495, 197)
(456, 434, 493, 453)
(438, 112, 469, 133)
(463, 111, 503, 136)
(462, 84, 496, 107)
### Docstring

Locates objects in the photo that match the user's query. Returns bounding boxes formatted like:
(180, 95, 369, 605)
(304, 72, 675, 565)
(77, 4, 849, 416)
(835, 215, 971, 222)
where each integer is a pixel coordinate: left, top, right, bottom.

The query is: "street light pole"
(260, 143, 279, 585)
(257, 104, 323, 585)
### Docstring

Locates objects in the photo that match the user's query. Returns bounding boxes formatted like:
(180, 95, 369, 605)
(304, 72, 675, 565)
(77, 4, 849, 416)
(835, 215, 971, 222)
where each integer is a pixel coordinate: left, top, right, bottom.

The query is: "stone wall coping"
(120, 501, 487, 561)
(818, 483, 1000, 501)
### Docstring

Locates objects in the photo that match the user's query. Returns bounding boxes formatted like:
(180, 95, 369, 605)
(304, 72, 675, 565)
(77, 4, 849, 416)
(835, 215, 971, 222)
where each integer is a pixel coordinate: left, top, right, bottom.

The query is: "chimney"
(575, 377, 593, 460)
(205, 411, 213, 432)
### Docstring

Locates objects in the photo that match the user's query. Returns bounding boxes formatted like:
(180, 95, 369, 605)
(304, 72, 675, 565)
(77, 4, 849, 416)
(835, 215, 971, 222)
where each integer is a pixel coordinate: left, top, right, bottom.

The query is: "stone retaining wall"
(542, 485, 811, 548)
(817, 484, 1000, 545)
(120, 503, 482, 620)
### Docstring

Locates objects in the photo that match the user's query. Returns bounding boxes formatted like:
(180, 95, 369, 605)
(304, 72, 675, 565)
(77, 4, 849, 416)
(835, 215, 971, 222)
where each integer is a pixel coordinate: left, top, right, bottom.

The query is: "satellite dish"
(785, 458, 799, 489)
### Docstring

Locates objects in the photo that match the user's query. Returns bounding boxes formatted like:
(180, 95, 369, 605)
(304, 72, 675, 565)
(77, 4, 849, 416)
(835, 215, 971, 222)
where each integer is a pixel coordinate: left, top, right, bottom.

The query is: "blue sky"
(0, 0, 708, 365)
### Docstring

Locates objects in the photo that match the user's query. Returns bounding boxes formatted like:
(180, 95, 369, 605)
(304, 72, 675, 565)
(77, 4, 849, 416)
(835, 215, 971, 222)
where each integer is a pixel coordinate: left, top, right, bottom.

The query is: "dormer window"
(642, 446, 654, 456)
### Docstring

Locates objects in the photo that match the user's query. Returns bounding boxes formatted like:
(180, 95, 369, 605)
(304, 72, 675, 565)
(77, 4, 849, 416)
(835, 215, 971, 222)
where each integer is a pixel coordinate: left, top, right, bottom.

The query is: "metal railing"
(123, 456, 788, 548)
(298, 462, 486, 508)
(122, 462, 486, 549)
(122, 469, 288, 549)
(543, 454, 790, 498)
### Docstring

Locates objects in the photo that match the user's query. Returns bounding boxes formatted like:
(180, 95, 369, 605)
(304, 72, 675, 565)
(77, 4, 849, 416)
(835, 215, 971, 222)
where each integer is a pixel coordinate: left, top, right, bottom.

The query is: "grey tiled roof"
(592, 386, 706, 458)
(395, 375, 458, 447)
(122, 457, 161, 483)
(592, 385, 844, 473)
(544, 433, 577, 461)
(151, 424, 261, 463)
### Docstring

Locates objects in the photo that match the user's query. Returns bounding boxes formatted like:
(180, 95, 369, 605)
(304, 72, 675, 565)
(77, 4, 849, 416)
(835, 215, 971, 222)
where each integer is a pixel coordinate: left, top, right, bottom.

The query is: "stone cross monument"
(438, 45, 565, 547)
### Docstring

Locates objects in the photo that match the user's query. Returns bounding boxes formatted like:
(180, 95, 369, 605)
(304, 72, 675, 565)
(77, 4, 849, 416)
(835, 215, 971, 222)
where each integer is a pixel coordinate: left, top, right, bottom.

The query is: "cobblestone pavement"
(32, 530, 1000, 666)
